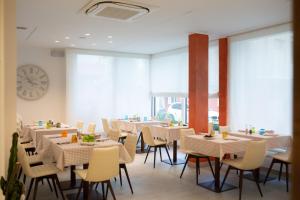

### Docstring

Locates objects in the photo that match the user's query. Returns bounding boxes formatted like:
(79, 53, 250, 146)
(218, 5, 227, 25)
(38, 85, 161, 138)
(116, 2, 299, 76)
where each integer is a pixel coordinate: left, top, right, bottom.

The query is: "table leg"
(141, 133, 145, 153)
(214, 157, 221, 192)
(198, 157, 236, 192)
(71, 165, 76, 187)
(173, 140, 177, 162)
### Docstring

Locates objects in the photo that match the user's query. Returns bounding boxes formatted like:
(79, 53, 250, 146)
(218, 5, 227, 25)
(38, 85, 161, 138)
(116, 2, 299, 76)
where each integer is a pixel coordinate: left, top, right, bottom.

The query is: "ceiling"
(17, 0, 292, 54)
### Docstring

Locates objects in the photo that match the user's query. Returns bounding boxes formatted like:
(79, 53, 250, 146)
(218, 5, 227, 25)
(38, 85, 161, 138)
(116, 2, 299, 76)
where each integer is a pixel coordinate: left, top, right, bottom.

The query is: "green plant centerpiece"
(82, 134, 95, 143)
(0, 132, 24, 200)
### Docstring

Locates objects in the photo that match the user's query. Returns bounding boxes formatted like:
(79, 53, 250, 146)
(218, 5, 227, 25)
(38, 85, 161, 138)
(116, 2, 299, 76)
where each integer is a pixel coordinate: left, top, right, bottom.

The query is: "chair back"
(141, 126, 155, 146)
(124, 134, 137, 162)
(180, 128, 195, 151)
(102, 118, 110, 134)
(76, 121, 84, 130)
(108, 129, 120, 142)
(87, 123, 96, 133)
(86, 146, 119, 182)
(241, 141, 266, 170)
(111, 120, 120, 130)
(17, 144, 33, 177)
(219, 126, 229, 134)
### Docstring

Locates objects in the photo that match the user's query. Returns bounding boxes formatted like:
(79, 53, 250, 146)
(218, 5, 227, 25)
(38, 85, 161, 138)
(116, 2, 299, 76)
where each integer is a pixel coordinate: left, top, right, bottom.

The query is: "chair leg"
(144, 146, 151, 164)
(253, 169, 263, 197)
(119, 166, 123, 186)
(108, 180, 116, 200)
(76, 180, 83, 200)
(54, 174, 65, 200)
(264, 159, 275, 184)
(51, 177, 58, 198)
(33, 178, 39, 200)
(286, 163, 289, 192)
(18, 167, 22, 179)
(180, 154, 189, 178)
(196, 157, 200, 185)
(185, 154, 188, 159)
(26, 178, 34, 200)
(164, 145, 172, 165)
(221, 166, 231, 190)
(23, 174, 27, 184)
(46, 178, 53, 192)
(137, 134, 141, 145)
(279, 163, 283, 181)
(159, 147, 162, 161)
(207, 157, 215, 178)
(154, 146, 157, 168)
(239, 170, 244, 200)
(101, 182, 105, 200)
(123, 164, 134, 194)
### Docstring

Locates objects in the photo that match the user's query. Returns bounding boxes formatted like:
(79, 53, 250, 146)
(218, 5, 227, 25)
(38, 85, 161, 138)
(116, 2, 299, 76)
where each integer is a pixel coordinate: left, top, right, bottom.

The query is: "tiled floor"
(24, 149, 290, 200)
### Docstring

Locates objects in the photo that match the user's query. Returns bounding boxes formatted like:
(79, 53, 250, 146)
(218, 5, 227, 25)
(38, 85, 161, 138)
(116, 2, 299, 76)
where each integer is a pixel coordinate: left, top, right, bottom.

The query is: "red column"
(219, 38, 228, 126)
(189, 34, 209, 133)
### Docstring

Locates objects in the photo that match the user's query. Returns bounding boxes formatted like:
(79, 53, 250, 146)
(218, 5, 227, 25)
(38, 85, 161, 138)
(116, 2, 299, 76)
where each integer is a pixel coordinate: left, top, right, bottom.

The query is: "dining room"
(0, 0, 298, 200)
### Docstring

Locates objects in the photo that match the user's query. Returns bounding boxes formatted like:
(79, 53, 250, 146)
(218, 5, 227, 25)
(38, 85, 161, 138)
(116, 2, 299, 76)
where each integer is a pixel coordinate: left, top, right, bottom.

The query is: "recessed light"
(92, 43, 97, 46)
(85, 33, 91, 36)
(108, 41, 113, 44)
(70, 44, 75, 47)
(55, 40, 61, 43)
(107, 35, 113, 39)
(65, 36, 70, 40)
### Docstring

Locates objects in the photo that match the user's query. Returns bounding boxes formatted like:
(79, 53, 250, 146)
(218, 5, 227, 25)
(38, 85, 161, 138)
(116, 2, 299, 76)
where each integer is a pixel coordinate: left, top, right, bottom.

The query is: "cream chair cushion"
(102, 118, 110, 134)
(30, 164, 60, 178)
(223, 141, 266, 170)
(123, 134, 137, 163)
(28, 154, 43, 165)
(273, 152, 292, 163)
(87, 123, 96, 133)
(141, 126, 155, 146)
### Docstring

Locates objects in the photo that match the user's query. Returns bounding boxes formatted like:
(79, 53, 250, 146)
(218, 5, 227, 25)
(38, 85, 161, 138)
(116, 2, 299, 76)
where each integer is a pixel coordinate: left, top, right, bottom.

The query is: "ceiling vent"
(82, 1, 153, 21)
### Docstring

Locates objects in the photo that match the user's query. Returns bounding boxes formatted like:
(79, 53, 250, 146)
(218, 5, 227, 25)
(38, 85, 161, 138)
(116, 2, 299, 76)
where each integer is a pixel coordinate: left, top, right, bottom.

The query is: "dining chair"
(119, 134, 137, 194)
(221, 141, 266, 200)
(142, 126, 172, 168)
(179, 128, 215, 184)
(74, 146, 119, 200)
(87, 122, 96, 133)
(18, 144, 65, 200)
(264, 150, 292, 192)
(102, 118, 111, 135)
(103, 119, 127, 143)
(76, 121, 84, 132)
(111, 120, 128, 143)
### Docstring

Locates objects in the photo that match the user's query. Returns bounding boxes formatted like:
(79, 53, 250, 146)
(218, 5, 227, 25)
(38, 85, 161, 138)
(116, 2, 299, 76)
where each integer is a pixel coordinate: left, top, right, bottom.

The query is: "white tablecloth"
(22, 125, 77, 151)
(150, 125, 188, 142)
(228, 132, 292, 149)
(40, 134, 131, 171)
(116, 120, 161, 134)
(185, 135, 251, 159)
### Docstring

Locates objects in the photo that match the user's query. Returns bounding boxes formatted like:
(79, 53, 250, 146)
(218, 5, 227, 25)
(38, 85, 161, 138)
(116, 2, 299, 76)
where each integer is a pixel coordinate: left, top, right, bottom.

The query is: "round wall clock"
(17, 64, 49, 100)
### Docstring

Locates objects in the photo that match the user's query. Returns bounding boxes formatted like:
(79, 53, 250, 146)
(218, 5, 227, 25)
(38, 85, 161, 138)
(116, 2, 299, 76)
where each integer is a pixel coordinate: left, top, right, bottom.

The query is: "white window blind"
(228, 24, 293, 135)
(150, 48, 188, 96)
(66, 49, 150, 130)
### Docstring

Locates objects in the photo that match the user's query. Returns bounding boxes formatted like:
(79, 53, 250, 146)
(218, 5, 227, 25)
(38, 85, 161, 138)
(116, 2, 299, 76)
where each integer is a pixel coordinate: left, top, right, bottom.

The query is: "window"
(228, 25, 293, 135)
(209, 41, 219, 122)
(153, 96, 188, 124)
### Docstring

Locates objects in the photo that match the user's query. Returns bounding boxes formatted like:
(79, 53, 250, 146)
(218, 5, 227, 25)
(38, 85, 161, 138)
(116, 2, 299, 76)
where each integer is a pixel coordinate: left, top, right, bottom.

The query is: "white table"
(228, 132, 291, 149)
(150, 125, 188, 165)
(185, 134, 251, 193)
(41, 134, 131, 199)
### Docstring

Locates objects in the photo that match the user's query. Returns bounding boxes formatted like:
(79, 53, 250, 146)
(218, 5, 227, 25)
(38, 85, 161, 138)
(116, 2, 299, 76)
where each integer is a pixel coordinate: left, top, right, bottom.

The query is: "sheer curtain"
(209, 41, 219, 96)
(228, 24, 293, 135)
(66, 49, 150, 130)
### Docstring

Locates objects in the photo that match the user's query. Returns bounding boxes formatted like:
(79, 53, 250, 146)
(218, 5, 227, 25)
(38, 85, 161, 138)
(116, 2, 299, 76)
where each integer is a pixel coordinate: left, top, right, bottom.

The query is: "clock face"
(17, 65, 49, 100)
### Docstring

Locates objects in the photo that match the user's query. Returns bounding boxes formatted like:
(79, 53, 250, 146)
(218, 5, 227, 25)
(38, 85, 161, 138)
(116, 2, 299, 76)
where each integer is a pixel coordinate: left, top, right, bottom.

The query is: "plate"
(80, 141, 95, 146)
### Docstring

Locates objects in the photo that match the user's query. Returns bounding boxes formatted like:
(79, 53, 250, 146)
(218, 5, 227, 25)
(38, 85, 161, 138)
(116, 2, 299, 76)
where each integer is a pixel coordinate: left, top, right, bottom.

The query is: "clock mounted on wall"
(17, 64, 49, 100)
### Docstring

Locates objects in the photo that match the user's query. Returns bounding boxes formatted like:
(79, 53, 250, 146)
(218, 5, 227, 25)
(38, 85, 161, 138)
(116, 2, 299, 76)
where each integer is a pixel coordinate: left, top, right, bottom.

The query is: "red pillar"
(189, 34, 209, 134)
(219, 38, 228, 126)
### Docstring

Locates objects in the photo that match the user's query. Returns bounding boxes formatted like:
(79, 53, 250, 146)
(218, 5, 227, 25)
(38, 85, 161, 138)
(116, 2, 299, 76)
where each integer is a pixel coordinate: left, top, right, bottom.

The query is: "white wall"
(17, 45, 66, 123)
